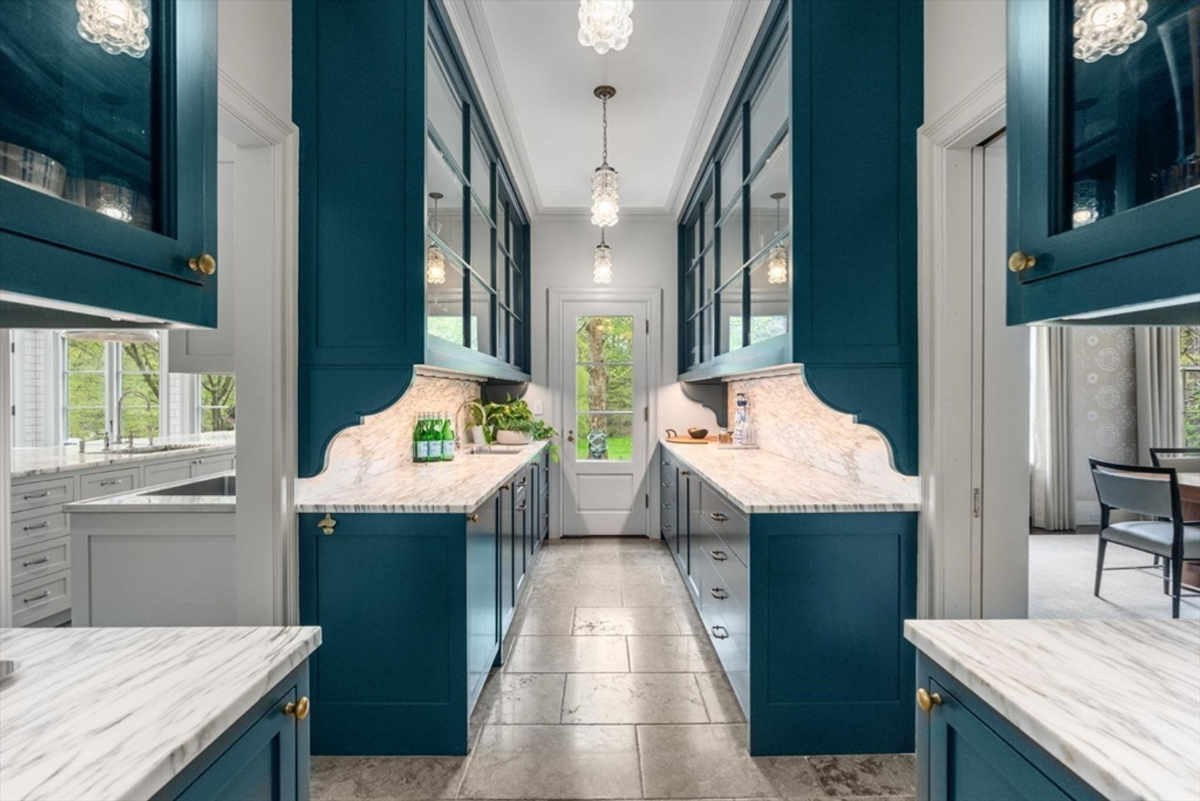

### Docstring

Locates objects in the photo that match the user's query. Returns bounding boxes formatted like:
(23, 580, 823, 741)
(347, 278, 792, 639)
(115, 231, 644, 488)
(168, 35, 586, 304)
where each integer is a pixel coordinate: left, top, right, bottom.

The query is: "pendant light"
(766, 192, 788, 285)
(591, 86, 620, 228)
(577, 0, 633, 55)
(1072, 0, 1147, 62)
(592, 229, 614, 285)
(426, 192, 447, 285)
(77, 0, 151, 58)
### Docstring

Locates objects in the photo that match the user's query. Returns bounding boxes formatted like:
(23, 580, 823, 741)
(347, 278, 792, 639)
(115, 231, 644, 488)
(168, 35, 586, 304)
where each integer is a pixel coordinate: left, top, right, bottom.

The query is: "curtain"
(1031, 326, 1074, 531)
(1135, 327, 1183, 464)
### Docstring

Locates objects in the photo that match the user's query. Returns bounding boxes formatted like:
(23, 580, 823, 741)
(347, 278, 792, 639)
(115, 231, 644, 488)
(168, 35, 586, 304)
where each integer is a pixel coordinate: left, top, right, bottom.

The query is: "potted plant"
(482, 398, 559, 461)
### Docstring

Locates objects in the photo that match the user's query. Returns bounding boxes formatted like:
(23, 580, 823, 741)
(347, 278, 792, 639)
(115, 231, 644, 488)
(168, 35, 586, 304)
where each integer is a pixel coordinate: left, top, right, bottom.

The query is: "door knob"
(567, 430, 575, 443)
(284, 696, 310, 720)
(1007, 250, 1036, 273)
(189, 253, 217, 275)
(916, 688, 943, 712)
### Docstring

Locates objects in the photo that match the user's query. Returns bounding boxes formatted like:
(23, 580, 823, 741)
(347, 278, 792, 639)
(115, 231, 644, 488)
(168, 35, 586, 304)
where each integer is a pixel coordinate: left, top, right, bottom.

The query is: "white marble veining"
(0, 626, 321, 801)
(662, 440, 919, 513)
(905, 619, 1200, 801)
(726, 369, 919, 499)
(63, 471, 236, 513)
(11, 432, 236, 480)
(296, 441, 548, 513)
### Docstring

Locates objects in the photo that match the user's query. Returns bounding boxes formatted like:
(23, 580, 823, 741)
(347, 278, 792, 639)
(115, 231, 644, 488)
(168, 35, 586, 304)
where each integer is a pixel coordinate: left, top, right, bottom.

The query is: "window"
(1184, 326, 1199, 447)
(118, 339, 161, 439)
(576, 316, 635, 462)
(199, 374, 236, 432)
(63, 338, 106, 441)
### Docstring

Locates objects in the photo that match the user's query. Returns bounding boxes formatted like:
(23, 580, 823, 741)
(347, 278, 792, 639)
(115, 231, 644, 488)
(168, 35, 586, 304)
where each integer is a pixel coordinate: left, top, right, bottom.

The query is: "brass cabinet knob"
(680, 470, 691, 477)
(317, 514, 336, 536)
(710, 512, 728, 523)
(285, 696, 310, 720)
(916, 688, 943, 712)
(1008, 250, 1036, 273)
(189, 253, 217, 276)
(467, 513, 479, 523)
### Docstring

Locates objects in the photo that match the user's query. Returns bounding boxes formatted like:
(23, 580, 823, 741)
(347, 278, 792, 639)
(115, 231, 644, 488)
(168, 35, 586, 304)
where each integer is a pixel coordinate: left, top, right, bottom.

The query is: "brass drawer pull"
(22, 491, 50, 500)
(711, 549, 728, 561)
(23, 591, 51, 604)
(517, 501, 528, 511)
(22, 556, 51, 567)
(917, 688, 943, 712)
(711, 625, 729, 640)
(710, 587, 728, 600)
(23, 522, 49, 532)
(710, 512, 728, 523)
(99, 479, 122, 487)
(518, 477, 527, 487)
(680, 470, 691, 476)
(317, 514, 337, 535)
(467, 513, 479, 523)
(284, 696, 310, 720)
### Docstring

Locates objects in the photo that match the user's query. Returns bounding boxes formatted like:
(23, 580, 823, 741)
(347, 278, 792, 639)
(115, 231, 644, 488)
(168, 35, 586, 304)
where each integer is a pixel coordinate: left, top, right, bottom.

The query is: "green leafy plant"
(480, 397, 559, 462)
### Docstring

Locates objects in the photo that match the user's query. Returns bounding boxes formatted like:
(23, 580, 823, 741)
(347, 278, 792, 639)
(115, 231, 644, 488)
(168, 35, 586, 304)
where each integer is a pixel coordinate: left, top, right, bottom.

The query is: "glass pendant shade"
(592, 240, 614, 285)
(77, 0, 150, 58)
(1072, 0, 1147, 62)
(766, 244, 789, 285)
(426, 245, 447, 285)
(591, 165, 620, 227)
(577, 0, 634, 55)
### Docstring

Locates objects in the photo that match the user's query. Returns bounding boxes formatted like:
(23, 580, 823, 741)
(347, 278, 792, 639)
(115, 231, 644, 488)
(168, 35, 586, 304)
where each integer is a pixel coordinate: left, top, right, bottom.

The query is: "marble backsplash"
(298, 373, 482, 493)
(726, 369, 918, 497)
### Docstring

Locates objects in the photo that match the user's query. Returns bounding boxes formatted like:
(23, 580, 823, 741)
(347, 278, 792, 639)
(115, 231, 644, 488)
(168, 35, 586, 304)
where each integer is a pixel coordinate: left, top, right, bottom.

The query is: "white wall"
(218, 0, 292, 121)
(924, 0, 1006, 123)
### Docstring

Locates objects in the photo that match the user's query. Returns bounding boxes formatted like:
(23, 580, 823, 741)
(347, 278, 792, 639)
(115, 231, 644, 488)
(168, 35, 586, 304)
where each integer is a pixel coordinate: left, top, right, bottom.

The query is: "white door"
(560, 302, 650, 536)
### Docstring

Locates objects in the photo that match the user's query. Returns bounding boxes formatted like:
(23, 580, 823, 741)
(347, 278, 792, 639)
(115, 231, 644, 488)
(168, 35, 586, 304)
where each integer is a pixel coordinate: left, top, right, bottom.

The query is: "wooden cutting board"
(666, 436, 716, 444)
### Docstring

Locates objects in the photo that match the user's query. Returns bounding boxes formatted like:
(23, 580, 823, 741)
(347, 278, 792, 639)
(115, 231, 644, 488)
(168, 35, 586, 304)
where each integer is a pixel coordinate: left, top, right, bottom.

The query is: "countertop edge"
(63, 470, 237, 513)
(661, 440, 920, 514)
(12, 441, 237, 481)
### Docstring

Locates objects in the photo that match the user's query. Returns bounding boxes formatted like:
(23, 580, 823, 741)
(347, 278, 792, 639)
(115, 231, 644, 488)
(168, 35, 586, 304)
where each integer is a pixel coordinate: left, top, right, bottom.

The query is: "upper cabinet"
(0, 0, 218, 328)
(1008, 0, 1200, 324)
(293, 0, 532, 477)
(677, 0, 922, 475)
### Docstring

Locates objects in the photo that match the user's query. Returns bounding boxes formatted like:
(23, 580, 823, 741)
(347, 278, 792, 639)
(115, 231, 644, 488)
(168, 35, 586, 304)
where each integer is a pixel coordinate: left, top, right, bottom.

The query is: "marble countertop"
(63, 470, 236, 514)
(905, 619, 1200, 801)
(0, 626, 321, 801)
(295, 441, 549, 513)
(661, 440, 919, 513)
(11, 433, 236, 480)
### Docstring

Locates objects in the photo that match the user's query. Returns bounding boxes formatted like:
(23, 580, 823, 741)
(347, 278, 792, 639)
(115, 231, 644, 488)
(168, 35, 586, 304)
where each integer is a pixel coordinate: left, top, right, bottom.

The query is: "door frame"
(917, 68, 1012, 619)
(547, 287, 663, 539)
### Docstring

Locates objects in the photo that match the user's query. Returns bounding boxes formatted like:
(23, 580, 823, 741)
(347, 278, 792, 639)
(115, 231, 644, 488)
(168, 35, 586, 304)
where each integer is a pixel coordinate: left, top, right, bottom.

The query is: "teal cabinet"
(1007, 0, 1200, 324)
(677, 0, 922, 475)
(916, 655, 1105, 801)
(467, 492, 500, 708)
(293, 0, 534, 477)
(0, 0, 218, 328)
(152, 663, 311, 801)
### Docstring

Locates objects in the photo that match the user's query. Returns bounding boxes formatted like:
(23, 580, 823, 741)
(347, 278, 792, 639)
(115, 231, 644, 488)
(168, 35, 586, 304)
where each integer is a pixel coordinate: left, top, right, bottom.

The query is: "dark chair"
(1089, 458, 1199, 618)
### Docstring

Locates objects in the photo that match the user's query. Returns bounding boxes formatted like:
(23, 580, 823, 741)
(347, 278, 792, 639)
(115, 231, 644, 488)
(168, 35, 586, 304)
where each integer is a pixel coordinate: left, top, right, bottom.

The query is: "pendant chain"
(602, 96, 608, 165)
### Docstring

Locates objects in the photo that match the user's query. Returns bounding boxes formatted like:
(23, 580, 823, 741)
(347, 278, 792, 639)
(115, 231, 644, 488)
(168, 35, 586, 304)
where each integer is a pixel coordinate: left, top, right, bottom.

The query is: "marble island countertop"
(63, 470, 236, 513)
(295, 440, 549, 513)
(11, 432, 236, 480)
(661, 440, 919, 513)
(0, 626, 321, 801)
(905, 618, 1200, 801)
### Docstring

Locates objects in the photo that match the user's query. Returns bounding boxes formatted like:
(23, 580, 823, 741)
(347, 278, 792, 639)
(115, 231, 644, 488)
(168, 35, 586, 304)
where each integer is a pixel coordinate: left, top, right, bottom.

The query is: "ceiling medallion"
(591, 86, 619, 228)
(577, 0, 634, 55)
(593, 228, 614, 285)
(1072, 0, 1147, 62)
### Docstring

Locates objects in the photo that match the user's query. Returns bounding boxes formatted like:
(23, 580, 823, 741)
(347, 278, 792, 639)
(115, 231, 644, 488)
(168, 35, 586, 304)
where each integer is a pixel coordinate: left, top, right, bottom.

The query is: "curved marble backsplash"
(726, 369, 918, 498)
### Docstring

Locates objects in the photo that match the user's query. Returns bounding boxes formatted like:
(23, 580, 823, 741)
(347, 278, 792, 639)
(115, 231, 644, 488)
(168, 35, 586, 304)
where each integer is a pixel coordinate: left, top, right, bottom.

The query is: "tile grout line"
(633, 723, 647, 800)
(691, 672, 713, 723)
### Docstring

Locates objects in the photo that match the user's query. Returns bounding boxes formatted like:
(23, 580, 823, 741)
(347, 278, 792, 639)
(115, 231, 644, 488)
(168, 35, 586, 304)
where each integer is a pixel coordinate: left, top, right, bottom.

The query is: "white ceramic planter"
(495, 430, 533, 445)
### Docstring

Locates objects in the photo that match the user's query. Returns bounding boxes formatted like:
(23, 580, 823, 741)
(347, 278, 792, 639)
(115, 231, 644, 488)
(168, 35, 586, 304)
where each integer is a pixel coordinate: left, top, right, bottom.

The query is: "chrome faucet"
(114, 390, 154, 445)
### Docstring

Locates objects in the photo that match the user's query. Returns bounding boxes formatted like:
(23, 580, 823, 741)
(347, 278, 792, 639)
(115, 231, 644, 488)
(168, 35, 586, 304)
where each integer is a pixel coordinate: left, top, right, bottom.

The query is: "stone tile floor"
(311, 537, 916, 801)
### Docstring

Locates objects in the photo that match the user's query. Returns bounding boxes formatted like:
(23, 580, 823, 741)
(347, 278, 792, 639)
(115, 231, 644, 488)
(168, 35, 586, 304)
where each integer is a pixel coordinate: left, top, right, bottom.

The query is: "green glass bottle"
(415, 413, 429, 463)
(440, 411, 455, 461)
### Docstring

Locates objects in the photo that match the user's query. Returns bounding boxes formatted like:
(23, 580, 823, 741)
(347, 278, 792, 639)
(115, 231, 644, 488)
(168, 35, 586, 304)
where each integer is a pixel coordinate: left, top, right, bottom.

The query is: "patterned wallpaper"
(1070, 326, 1137, 512)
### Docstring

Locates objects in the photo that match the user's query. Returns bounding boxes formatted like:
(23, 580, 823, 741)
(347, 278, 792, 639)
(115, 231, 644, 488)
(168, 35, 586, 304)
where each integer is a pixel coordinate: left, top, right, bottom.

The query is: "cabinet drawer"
(12, 509, 70, 549)
(191, 453, 235, 477)
(11, 538, 71, 585)
(700, 482, 748, 566)
(12, 570, 71, 628)
(11, 476, 75, 514)
(80, 468, 139, 500)
(144, 458, 194, 487)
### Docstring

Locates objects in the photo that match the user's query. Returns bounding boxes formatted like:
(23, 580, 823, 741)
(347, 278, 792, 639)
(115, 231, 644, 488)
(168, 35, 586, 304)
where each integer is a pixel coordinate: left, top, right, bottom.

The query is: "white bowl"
(495, 430, 533, 445)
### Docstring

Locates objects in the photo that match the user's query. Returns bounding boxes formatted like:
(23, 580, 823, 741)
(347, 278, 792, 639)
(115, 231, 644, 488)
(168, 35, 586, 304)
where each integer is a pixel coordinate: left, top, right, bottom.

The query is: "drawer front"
(12, 570, 71, 627)
(12, 509, 70, 549)
(191, 453, 236, 477)
(709, 532, 749, 614)
(700, 482, 749, 566)
(11, 476, 75, 514)
(144, 458, 194, 487)
(11, 538, 71, 585)
(81, 468, 140, 500)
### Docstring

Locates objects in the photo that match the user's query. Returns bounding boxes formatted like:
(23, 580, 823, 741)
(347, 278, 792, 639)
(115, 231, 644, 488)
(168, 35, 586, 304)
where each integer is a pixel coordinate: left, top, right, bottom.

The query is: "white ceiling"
(461, 0, 767, 216)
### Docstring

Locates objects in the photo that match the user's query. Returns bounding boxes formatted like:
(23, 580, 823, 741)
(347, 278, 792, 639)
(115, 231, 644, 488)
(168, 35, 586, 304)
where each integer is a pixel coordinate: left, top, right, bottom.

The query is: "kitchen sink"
(104, 443, 199, 455)
(143, 475, 236, 497)
(467, 445, 526, 455)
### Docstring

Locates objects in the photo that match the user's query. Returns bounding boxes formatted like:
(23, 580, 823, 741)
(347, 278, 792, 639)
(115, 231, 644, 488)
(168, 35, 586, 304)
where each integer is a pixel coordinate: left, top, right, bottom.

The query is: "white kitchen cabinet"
(144, 459, 195, 487)
(80, 468, 140, 500)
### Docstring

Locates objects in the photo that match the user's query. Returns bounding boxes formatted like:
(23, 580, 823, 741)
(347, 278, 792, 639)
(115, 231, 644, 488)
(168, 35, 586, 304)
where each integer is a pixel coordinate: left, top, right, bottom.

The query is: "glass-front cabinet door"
(1008, 0, 1200, 322)
(0, 0, 217, 325)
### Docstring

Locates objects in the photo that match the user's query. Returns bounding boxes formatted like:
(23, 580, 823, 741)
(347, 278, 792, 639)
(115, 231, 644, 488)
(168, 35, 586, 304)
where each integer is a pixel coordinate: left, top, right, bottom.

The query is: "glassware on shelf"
(0, 141, 67, 197)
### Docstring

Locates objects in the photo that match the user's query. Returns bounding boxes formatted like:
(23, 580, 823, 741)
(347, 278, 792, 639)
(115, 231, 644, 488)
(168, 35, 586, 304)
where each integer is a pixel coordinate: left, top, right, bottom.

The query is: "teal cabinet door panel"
(0, 0, 218, 326)
(467, 494, 500, 708)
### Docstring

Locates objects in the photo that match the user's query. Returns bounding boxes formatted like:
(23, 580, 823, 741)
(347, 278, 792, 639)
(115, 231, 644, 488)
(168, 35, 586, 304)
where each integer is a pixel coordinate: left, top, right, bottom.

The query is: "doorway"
(552, 295, 655, 537)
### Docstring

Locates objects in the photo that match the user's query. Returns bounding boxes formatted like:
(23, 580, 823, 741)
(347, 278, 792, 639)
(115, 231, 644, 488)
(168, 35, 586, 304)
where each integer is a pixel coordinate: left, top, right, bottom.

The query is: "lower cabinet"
(916, 655, 1104, 801)
(152, 662, 311, 801)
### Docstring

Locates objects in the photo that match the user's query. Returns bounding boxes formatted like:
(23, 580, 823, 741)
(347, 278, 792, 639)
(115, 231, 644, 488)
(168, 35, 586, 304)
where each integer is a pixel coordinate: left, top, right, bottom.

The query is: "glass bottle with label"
(441, 411, 455, 461)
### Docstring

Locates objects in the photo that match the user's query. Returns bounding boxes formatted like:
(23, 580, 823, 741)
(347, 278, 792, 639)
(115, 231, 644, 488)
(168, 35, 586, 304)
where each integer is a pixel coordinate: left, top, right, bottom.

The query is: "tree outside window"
(119, 340, 161, 439)
(64, 339, 106, 441)
(1183, 326, 1199, 447)
(576, 316, 634, 461)
(200, 374, 236, 432)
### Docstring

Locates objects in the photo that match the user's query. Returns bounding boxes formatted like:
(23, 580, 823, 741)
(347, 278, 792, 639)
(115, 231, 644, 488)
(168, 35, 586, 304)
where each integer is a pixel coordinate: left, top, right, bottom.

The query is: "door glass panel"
(426, 45, 462, 169)
(701, 304, 714, 363)
(512, 263, 525, 320)
(0, 0, 160, 230)
(496, 255, 509, 308)
(426, 243, 464, 346)
(719, 272, 745, 353)
(575, 316, 634, 462)
(426, 137, 464, 258)
(750, 38, 790, 163)
(469, 274, 493, 354)
(1063, 0, 1200, 231)
(496, 309, 508, 364)
(749, 133, 790, 260)
(718, 205, 744, 279)
(719, 128, 743, 214)
(469, 195, 492, 284)
(748, 234, 790, 346)
(497, 199, 509, 255)
(470, 129, 490, 191)
(685, 314, 700, 368)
